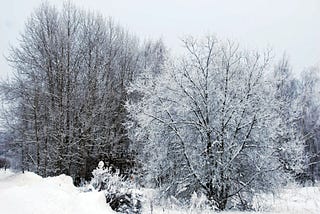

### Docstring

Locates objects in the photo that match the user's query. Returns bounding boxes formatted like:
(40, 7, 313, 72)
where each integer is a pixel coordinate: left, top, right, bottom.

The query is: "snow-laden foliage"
(271, 57, 304, 178)
(127, 36, 304, 210)
(298, 67, 320, 183)
(87, 161, 142, 214)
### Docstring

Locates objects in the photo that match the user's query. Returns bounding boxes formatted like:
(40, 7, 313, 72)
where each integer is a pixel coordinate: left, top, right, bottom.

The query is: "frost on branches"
(127, 36, 304, 210)
(88, 161, 142, 214)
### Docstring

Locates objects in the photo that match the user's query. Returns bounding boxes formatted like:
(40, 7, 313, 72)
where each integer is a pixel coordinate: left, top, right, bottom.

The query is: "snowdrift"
(0, 169, 115, 214)
(0, 169, 319, 214)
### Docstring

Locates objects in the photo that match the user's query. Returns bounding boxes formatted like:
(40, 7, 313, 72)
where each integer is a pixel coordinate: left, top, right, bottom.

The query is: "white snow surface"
(0, 169, 319, 214)
(253, 183, 320, 214)
(0, 169, 115, 214)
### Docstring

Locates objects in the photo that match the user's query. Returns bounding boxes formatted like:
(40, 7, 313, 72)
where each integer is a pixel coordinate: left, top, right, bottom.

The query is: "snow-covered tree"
(298, 66, 320, 183)
(0, 1, 162, 180)
(271, 57, 304, 177)
(127, 36, 303, 210)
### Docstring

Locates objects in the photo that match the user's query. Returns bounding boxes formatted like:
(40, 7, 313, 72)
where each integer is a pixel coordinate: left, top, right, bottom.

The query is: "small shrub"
(0, 157, 10, 170)
(88, 161, 142, 214)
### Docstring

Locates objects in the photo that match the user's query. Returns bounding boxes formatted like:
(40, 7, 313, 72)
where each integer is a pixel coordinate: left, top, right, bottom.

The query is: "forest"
(0, 1, 319, 212)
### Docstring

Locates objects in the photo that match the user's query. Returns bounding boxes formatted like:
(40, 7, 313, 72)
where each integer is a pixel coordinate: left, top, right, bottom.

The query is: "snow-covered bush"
(189, 192, 214, 212)
(88, 161, 142, 214)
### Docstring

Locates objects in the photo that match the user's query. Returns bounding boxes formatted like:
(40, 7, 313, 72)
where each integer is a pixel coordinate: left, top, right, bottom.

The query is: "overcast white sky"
(0, 0, 319, 77)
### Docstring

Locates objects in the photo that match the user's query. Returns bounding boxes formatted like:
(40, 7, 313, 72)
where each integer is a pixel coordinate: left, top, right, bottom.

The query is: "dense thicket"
(299, 66, 320, 183)
(0, 2, 165, 180)
(271, 60, 320, 184)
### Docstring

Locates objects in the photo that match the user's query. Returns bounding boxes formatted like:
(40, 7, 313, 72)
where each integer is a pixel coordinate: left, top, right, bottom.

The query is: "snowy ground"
(0, 169, 115, 214)
(0, 169, 319, 214)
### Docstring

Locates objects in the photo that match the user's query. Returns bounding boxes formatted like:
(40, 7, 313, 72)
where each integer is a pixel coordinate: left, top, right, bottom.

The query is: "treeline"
(0, 2, 166, 179)
(0, 1, 320, 211)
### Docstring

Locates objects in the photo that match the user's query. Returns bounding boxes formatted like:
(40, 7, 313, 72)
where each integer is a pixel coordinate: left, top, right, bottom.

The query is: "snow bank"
(1, 169, 319, 214)
(0, 169, 115, 214)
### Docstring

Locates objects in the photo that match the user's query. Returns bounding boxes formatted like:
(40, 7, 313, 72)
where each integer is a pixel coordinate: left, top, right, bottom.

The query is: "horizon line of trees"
(0, 1, 320, 211)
